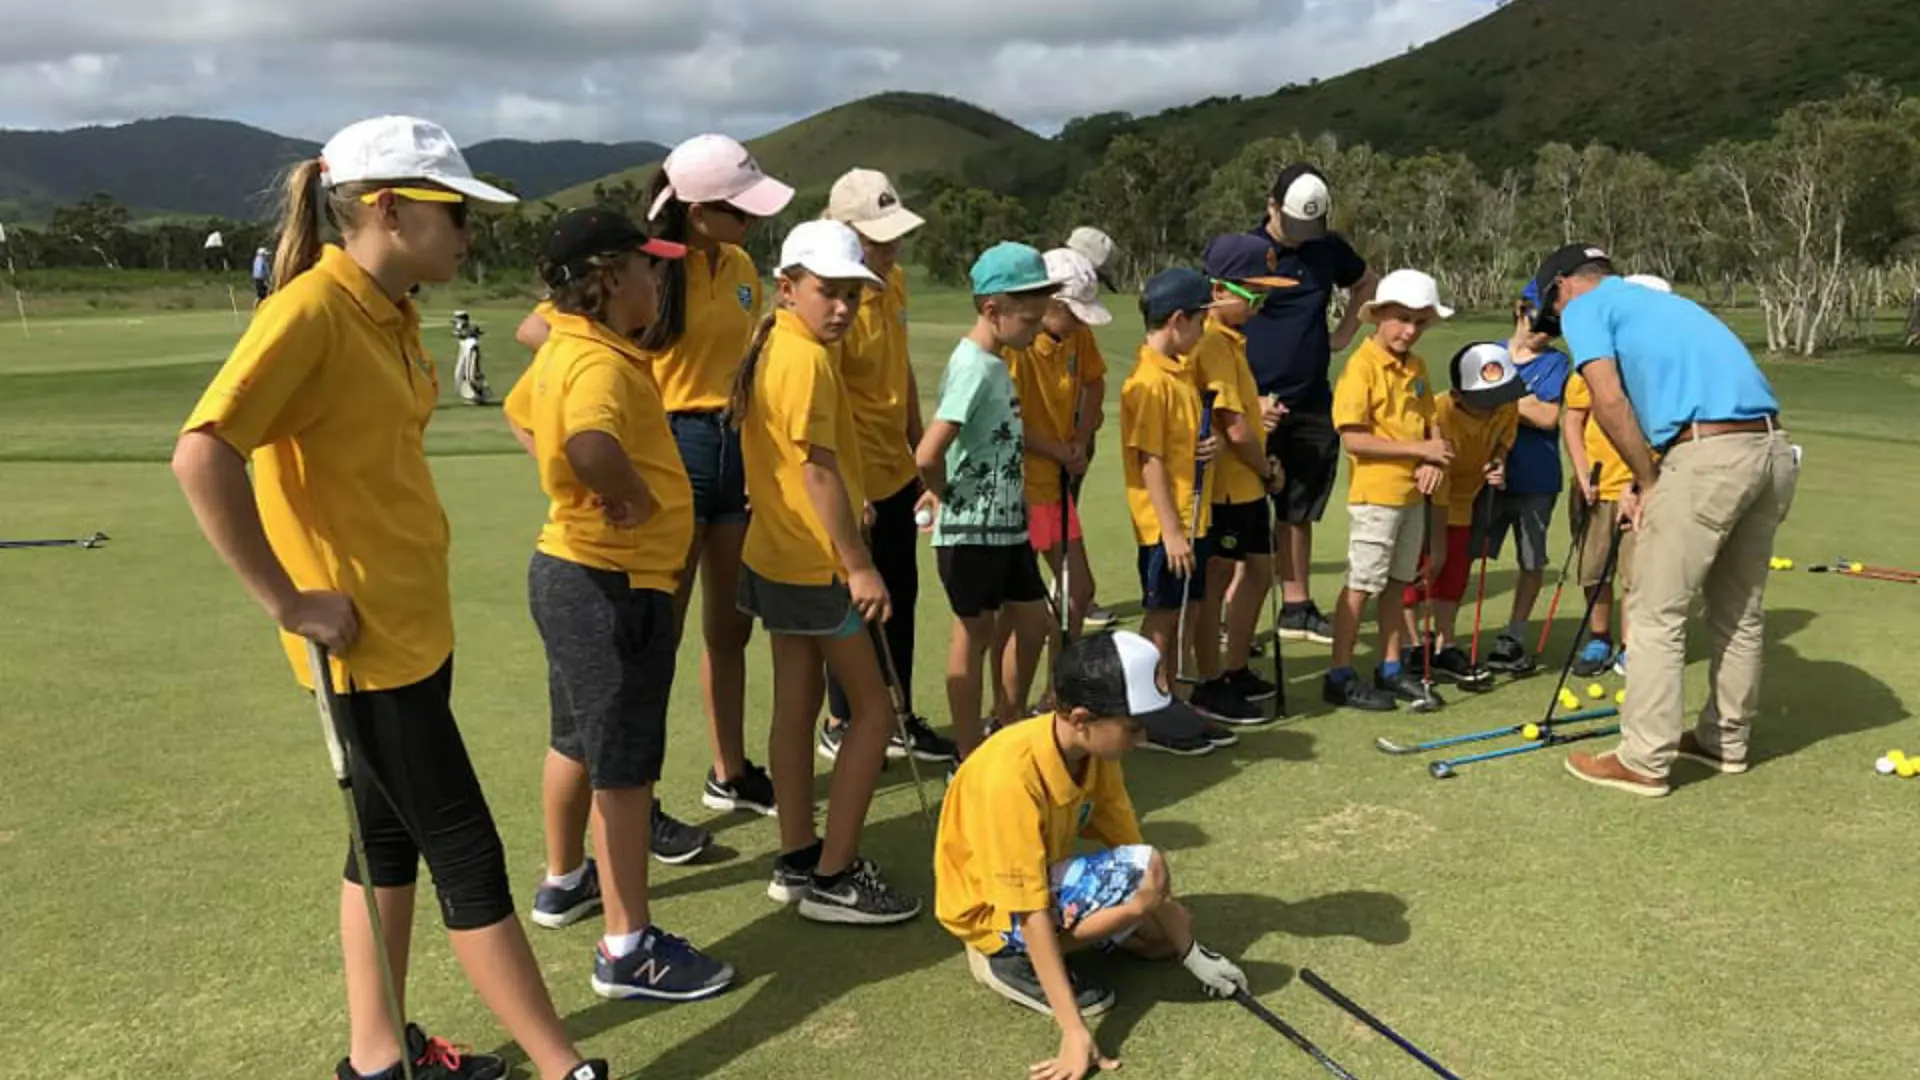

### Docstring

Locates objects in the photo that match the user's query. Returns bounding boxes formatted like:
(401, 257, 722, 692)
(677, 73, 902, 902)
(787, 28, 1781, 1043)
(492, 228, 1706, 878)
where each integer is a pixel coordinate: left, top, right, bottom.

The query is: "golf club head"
(1429, 761, 1457, 780)
(1374, 735, 1421, 755)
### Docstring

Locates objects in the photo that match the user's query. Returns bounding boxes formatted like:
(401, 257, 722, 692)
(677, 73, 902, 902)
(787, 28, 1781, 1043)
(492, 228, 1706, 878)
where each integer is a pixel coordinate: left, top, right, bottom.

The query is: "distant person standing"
(251, 245, 271, 303)
(1244, 164, 1380, 646)
(1530, 244, 1796, 798)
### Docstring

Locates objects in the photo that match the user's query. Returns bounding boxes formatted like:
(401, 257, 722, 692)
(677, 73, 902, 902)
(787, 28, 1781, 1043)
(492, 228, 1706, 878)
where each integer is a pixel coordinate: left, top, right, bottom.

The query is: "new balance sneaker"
(651, 801, 710, 865)
(1190, 678, 1266, 726)
(1376, 668, 1445, 710)
(336, 1024, 506, 1080)
(967, 947, 1116, 1017)
(892, 715, 959, 762)
(702, 759, 776, 816)
(591, 927, 735, 1001)
(1323, 673, 1397, 712)
(1221, 666, 1278, 704)
(1571, 638, 1615, 678)
(817, 721, 847, 762)
(798, 858, 923, 926)
(1428, 646, 1495, 691)
(767, 840, 823, 905)
(531, 860, 602, 929)
(1083, 603, 1119, 629)
(1484, 632, 1537, 675)
(1277, 602, 1334, 645)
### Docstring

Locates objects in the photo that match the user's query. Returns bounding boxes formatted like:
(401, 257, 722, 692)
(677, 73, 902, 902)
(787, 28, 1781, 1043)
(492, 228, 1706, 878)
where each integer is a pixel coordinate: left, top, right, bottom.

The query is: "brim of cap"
(1361, 299, 1455, 321)
(1240, 274, 1301, 289)
(728, 175, 796, 218)
(786, 255, 883, 286)
(849, 206, 925, 244)
(434, 172, 519, 205)
(1280, 213, 1326, 242)
(641, 238, 688, 260)
(1460, 380, 1527, 409)
(1064, 295, 1113, 327)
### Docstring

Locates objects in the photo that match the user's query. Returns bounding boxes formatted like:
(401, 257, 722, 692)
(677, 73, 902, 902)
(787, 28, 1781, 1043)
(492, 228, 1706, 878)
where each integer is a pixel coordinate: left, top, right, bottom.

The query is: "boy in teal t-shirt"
(917, 242, 1067, 760)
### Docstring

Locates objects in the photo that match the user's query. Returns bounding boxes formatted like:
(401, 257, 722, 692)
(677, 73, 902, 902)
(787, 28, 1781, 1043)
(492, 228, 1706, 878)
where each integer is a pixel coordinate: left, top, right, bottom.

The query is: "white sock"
(545, 862, 588, 891)
(603, 929, 647, 958)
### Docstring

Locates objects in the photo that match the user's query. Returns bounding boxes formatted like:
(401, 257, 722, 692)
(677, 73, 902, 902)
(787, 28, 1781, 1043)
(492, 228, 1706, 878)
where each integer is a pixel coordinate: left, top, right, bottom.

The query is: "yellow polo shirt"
(1563, 373, 1633, 502)
(740, 310, 868, 586)
(1008, 325, 1108, 505)
(1121, 344, 1214, 545)
(649, 242, 762, 413)
(502, 310, 693, 593)
(181, 244, 450, 692)
(1192, 317, 1266, 506)
(838, 264, 918, 498)
(934, 713, 1146, 955)
(1330, 336, 1438, 508)
(1431, 394, 1519, 526)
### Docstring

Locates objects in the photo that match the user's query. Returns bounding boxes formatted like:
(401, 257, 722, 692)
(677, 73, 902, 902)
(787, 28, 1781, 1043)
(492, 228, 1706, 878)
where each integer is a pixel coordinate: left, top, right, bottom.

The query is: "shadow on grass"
(1741, 608, 1908, 766)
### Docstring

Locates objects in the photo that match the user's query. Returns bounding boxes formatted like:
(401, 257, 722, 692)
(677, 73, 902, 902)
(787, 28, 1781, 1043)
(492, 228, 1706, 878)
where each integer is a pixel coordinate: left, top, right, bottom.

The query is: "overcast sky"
(0, 0, 1496, 144)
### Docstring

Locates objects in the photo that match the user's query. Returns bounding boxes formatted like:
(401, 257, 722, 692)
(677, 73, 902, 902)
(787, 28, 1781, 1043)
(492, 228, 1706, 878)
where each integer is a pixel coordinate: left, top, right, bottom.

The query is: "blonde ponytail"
(270, 159, 327, 294)
(727, 311, 779, 428)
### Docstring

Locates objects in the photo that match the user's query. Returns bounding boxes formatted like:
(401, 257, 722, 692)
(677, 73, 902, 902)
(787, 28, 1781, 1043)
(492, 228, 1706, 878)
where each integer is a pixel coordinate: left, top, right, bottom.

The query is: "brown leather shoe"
(1565, 751, 1670, 797)
(1677, 732, 1750, 774)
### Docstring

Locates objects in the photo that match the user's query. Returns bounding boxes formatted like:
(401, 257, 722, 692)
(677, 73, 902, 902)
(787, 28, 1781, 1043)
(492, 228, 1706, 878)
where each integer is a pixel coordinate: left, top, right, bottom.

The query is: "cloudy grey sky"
(0, 0, 1496, 143)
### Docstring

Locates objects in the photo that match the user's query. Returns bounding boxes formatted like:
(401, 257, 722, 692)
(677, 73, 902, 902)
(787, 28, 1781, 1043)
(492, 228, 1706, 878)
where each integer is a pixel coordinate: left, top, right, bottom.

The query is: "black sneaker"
(1484, 632, 1537, 675)
(1375, 668, 1445, 710)
(651, 800, 710, 865)
(337, 1024, 506, 1080)
(892, 715, 959, 762)
(1200, 718, 1240, 747)
(530, 860, 602, 930)
(562, 1062, 611, 1080)
(767, 840, 823, 905)
(967, 947, 1116, 1017)
(798, 858, 923, 926)
(1190, 679, 1266, 727)
(1083, 603, 1119, 628)
(817, 721, 846, 762)
(702, 759, 776, 816)
(591, 927, 735, 1002)
(1140, 699, 1215, 756)
(1222, 666, 1278, 704)
(1429, 646, 1495, 692)
(1323, 673, 1397, 712)
(1278, 603, 1334, 645)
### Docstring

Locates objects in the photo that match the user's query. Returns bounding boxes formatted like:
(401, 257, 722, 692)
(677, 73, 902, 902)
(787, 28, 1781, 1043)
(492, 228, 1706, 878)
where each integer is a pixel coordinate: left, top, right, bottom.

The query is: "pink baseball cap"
(647, 134, 795, 222)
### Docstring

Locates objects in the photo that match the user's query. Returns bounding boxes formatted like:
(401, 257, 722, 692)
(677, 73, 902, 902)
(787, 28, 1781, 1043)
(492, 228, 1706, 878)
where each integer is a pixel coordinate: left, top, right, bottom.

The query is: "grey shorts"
(1471, 489, 1555, 572)
(737, 563, 863, 638)
(527, 552, 675, 789)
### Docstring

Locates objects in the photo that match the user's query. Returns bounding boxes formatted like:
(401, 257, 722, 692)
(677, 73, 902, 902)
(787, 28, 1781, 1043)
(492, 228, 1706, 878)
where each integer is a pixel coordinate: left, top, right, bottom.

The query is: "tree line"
(7, 79, 1919, 355)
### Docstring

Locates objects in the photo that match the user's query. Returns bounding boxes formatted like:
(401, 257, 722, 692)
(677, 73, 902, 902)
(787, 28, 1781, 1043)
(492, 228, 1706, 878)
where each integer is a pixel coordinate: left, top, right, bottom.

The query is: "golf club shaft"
(1420, 492, 1437, 696)
(1300, 969, 1462, 1080)
(1232, 990, 1361, 1079)
(1433, 722, 1620, 772)
(867, 618, 934, 829)
(1266, 459, 1289, 717)
(1536, 465, 1603, 656)
(1535, 513, 1624, 731)
(306, 641, 416, 1080)
(1468, 491, 1493, 667)
(1382, 705, 1618, 754)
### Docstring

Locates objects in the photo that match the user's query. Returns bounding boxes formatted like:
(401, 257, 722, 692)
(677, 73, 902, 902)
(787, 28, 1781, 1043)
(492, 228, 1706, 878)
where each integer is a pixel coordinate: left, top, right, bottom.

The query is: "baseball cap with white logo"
(1359, 268, 1454, 322)
(648, 134, 795, 222)
(1270, 163, 1331, 242)
(1449, 342, 1527, 409)
(1043, 248, 1112, 326)
(1062, 631, 1175, 720)
(778, 220, 883, 286)
(826, 168, 924, 244)
(319, 116, 517, 204)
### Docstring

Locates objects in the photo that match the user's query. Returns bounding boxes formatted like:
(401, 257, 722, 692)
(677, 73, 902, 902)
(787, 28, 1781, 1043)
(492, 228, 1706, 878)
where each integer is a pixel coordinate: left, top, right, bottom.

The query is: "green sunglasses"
(1212, 279, 1270, 307)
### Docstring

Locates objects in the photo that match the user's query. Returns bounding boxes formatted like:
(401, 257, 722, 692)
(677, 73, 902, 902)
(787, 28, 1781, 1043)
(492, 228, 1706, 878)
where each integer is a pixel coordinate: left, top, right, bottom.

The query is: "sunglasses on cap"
(359, 187, 469, 229)
(1212, 279, 1270, 307)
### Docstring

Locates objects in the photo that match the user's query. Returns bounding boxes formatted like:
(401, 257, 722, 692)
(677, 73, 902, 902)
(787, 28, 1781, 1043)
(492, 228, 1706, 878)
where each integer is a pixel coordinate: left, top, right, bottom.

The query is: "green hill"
(1117, 0, 1920, 169)
(550, 92, 1057, 210)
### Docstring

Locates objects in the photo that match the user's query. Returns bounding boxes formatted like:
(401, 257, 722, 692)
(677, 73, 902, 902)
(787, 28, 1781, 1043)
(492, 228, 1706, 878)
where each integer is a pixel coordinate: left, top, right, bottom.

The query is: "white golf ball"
(915, 509, 933, 529)
(1876, 757, 1897, 775)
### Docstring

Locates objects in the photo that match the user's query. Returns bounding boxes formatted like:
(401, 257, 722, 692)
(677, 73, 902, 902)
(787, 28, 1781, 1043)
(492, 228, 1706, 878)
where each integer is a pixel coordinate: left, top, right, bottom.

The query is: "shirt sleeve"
(1563, 372, 1591, 410)
(1560, 294, 1614, 372)
(1330, 234, 1368, 290)
(561, 354, 626, 440)
(934, 350, 986, 426)
(1122, 378, 1170, 459)
(974, 771, 1055, 916)
(1196, 338, 1245, 417)
(180, 299, 329, 453)
(1082, 762, 1146, 847)
(1329, 358, 1373, 431)
(503, 365, 535, 431)
(1079, 329, 1108, 384)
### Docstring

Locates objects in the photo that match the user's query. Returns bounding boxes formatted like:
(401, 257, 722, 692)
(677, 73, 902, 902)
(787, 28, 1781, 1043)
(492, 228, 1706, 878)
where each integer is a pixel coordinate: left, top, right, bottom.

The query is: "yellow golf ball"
(1898, 760, 1916, 779)
(1522, 723, 1541, 740)
(1558, 690, 1579, 710)
(1892, 750, 1908, 765)
(1587, 682, 1606, 700)
(1615, 689, 1627, 705)
(1781, 558, 1794, 570)
(1852, 562, 1865, 573)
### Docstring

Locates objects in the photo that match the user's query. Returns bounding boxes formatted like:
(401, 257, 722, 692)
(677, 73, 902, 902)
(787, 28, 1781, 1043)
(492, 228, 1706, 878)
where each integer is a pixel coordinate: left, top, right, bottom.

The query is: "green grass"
(4, 284, 1917, 1079)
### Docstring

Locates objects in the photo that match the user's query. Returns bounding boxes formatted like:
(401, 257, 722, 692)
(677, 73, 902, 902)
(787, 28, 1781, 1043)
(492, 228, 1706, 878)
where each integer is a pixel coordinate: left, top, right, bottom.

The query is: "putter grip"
(305, 640, 352, 785)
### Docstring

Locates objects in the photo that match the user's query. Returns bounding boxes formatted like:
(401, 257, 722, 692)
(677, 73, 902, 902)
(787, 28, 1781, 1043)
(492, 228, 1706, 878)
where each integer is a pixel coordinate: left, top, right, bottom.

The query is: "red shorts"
(1028, 500, 1083, 553)
(1402, 524, 1474, 606)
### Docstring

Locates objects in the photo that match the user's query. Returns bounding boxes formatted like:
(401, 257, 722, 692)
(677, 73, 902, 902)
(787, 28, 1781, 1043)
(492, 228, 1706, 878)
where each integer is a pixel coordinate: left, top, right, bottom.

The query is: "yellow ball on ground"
(1852, 562, 1865, 573)
(1898, 760, 1917, 779)
(1587, 682, 1606, 699)
(1891, 750, 1908, 765)
(1558, 689, 1579, 710)
(1781, 558, 1794, 569)
(1615, 689, 1627, 705)
(1522, 723, 1541, 740)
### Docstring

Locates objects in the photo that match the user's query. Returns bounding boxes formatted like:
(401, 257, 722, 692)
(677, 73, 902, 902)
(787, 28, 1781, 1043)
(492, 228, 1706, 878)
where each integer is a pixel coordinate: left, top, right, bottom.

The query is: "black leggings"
(337, 655, 515, 931)
(827, 479, 921, 720)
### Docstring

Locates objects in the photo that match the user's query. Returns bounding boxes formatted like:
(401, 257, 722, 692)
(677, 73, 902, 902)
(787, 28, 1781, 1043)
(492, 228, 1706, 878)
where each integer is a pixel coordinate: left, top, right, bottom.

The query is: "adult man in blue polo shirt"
(1531, 243, 1797, 798)
(1244, 163, 1379, 645)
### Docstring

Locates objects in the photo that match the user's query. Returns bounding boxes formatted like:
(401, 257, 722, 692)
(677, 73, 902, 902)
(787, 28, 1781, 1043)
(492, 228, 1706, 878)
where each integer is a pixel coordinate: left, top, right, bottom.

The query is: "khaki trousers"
(1617, 431, 1798, 777)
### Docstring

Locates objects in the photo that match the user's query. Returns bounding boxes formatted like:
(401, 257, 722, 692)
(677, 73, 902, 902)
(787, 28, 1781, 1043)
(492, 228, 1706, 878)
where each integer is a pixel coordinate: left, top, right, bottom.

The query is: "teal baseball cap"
(970, 241, 1068, 297)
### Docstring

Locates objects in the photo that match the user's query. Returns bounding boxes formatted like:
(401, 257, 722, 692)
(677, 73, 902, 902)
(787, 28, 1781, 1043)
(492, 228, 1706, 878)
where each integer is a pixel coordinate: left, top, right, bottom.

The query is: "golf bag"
(451, 312, 491, 404)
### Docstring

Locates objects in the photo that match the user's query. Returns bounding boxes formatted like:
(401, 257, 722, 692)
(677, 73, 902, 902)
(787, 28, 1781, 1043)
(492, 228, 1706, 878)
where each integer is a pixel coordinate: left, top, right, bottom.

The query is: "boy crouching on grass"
(935, 631, 1249, 1080)
(1324, 268, 1452, 713)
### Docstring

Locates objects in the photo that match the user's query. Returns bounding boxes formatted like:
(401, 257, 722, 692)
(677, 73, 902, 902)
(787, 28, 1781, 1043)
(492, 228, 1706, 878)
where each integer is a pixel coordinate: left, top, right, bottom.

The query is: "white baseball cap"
(826, 168, 924, 243)
(1043, 248, 1112, 326)
(1271, 164, 1330, 242)
(778, 220, 883, 286)
(648, 133, 794, 222)
(319, 116, 516, 204)
(1625, 273, 1674, 293)
(1360, 268, 1454, 321)
(1065, 226, 1116, 271)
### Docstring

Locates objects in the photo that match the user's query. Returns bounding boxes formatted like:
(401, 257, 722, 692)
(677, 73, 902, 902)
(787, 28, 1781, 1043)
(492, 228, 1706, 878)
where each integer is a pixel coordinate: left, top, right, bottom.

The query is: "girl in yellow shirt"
(732, 220, 922, 927)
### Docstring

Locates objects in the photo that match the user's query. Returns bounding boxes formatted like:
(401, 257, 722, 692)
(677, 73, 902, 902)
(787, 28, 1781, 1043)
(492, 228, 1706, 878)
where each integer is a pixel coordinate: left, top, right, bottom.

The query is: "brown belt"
(1662, 416, 1779, 452)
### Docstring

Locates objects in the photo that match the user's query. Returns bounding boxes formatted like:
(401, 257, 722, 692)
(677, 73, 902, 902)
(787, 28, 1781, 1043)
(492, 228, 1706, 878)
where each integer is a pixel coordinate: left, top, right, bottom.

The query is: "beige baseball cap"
(826, 168, 924, 243)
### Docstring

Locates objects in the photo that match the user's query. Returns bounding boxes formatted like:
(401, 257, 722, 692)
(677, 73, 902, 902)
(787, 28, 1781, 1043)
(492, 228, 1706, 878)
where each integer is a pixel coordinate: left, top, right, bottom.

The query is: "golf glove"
(1183, 941, 1247, 999)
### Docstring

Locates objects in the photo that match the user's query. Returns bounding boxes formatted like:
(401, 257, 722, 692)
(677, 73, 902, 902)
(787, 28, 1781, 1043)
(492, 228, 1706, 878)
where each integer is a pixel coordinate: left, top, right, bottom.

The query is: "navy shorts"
(1208, 500, 1273, 562)
(1137, 536, 1213, 612)
(669, 411, 748, 527)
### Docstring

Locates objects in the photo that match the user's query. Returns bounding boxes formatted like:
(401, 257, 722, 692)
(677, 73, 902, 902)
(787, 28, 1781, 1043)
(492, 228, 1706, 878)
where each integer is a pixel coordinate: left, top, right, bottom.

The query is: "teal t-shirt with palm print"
(931, 339, 1028, 547)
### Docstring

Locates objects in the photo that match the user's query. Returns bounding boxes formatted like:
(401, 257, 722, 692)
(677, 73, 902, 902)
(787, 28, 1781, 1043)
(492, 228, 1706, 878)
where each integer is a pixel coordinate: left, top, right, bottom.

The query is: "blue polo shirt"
(1503, 349, 1570, 495)
(1561, 277, 1779, 450)
(1239, 226, 1369, 412)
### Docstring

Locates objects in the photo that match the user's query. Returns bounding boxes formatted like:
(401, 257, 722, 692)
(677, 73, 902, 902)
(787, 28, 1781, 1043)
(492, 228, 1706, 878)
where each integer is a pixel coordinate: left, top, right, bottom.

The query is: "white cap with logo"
(319, 116, 517, 204)
(648, 133, 795, 222)
(778, 220, 883, 286)
(826, 168, 924, 244)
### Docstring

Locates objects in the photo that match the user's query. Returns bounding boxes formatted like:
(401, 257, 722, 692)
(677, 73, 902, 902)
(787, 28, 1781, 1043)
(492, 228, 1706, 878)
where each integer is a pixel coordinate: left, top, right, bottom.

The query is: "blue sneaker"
(591, 927, 735, 1001)
(531, 860, 602, 929)
(1571, 639, 1614, 678)
(1612, 648, 1627, 677)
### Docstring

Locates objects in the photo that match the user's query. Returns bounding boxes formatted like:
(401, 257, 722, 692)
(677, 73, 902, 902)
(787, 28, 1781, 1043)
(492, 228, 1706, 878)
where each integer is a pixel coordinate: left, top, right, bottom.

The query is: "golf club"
(1832, 558, 1918, 580)
(1375, 705, 1617, 756)
(1266, 456, 1290, 718)
(1467, 488, 1495, 672)
(1810, 561, 1918, 584)
(0, 530, 109, 550)
(1230, 988, 1361, 1080)
(1174, 389, 1220, 687)
(1408, 493, 1442, 713)
(306, 640, 415, 1080)
(1535, 465, 1603, 659)
(1300, 969, 1461, 1080)
(1427, 720, 1621, 779)
(868, 619, 935, 832)
(1053, 350, 1083, 689)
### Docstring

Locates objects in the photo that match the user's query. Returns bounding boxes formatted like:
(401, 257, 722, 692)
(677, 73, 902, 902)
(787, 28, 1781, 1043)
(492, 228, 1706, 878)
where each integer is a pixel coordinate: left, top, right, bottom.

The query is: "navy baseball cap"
(1142, 267, 1215, 322)
(1201, 234, 1301, 288)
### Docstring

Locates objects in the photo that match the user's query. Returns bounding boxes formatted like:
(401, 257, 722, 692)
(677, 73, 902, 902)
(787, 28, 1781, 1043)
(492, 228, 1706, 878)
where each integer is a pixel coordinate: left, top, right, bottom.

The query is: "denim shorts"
(736, 564, 862, 638)
(669, 410, 749, 527)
